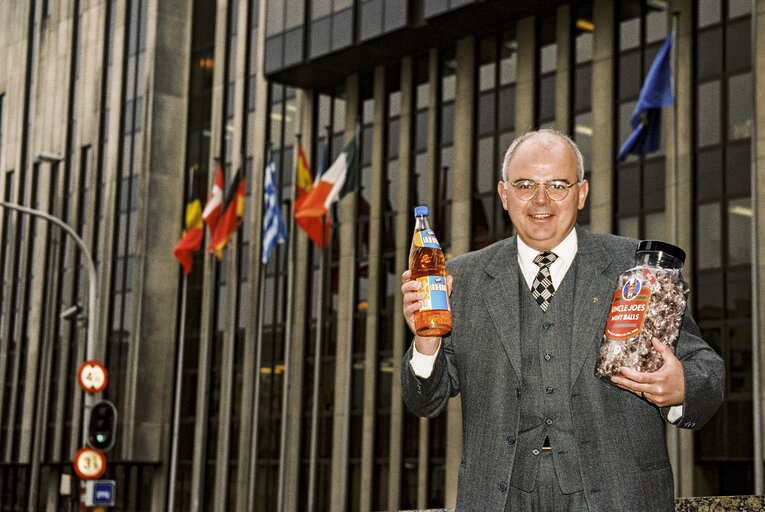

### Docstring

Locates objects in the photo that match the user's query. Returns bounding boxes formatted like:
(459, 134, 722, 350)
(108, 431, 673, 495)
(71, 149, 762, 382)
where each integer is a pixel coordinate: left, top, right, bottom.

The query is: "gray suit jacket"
(401, 228, 725, 511)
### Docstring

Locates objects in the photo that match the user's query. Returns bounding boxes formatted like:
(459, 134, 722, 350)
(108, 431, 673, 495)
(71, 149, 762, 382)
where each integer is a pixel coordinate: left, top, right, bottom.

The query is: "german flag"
(208, 168, 246, 259)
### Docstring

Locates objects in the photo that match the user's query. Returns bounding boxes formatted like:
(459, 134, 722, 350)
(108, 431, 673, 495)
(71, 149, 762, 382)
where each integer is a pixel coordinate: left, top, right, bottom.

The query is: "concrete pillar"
(237, 0, 271, 508)
(390, 55, 414, 512)
(556, 4, 572, 133)
(590, 0, 615, 233)
(666, 0, 696, 498)
(190, 0, 231, 508)
(753, 0, 765, 499)
(416, 45, 441, 510)
(516, 16, 536, 134)
(443, 35, 475, 508)
(357, 64, 386, 512)
(330, 73, 360, 512)
(211, 0, 250, 507)
(278, 88, 314, 512)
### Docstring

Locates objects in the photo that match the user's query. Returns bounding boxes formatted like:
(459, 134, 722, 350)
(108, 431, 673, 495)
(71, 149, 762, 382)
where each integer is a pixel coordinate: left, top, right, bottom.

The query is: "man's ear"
(497, 181, 509, 210)
(577, 179, 589, 210)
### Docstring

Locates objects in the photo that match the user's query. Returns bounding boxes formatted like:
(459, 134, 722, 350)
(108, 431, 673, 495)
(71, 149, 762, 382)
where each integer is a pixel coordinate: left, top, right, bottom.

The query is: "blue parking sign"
(92, 480, 115, 506)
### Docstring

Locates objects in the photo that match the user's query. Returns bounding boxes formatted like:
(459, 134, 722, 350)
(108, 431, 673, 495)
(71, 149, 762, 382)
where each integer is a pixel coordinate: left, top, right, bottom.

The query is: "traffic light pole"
(0, 200, 99, 506)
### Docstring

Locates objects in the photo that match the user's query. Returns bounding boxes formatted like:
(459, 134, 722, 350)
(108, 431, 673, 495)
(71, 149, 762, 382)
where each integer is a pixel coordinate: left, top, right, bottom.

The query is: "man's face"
(497, 133, 589, 252)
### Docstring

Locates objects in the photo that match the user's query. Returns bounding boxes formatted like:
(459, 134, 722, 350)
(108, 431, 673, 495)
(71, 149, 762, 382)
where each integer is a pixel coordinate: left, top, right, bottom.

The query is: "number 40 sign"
(78, 361, 108, 393)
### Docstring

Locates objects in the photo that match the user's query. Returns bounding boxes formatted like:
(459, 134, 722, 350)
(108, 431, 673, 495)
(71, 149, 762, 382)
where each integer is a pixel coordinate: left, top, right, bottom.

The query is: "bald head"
(500, 129, 585, 183)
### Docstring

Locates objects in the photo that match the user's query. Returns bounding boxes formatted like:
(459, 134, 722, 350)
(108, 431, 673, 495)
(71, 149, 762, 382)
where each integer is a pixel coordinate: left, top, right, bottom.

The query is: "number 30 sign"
(73, 447, 106, 480)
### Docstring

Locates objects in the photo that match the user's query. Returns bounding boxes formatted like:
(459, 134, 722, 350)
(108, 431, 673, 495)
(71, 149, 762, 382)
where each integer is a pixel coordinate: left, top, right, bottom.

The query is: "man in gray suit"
(400, 129, 725, 511)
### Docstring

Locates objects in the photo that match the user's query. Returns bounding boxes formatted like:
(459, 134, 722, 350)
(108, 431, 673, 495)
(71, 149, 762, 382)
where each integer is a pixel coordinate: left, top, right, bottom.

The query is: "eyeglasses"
(507, 179, 579, 201)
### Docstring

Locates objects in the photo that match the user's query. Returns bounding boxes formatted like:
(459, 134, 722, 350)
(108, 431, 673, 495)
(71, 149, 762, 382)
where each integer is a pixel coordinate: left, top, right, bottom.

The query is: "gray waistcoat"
(509, 259, 584, 494)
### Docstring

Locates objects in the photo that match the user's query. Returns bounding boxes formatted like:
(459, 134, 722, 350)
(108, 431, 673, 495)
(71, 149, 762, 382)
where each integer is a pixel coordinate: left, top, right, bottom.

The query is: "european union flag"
(616, 30, 674, 162)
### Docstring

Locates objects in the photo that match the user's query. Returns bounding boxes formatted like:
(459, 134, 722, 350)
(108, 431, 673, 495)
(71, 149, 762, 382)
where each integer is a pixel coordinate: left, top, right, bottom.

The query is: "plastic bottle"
(409, 205, 451, 336)
(595, 240, 689, 379)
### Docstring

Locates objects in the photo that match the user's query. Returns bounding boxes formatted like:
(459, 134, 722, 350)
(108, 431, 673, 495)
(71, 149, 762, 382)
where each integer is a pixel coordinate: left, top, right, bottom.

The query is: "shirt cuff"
(409, 339, 441, 378)
(667, 405, 683, 423)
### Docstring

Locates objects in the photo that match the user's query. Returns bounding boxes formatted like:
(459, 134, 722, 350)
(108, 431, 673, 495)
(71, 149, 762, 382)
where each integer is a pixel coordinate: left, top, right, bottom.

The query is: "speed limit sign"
(78, 361, 108, 393)
(73, 447, 106, 480)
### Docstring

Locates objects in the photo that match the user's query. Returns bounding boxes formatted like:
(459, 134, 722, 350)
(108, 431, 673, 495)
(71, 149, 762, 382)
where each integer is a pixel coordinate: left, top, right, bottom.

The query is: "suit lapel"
(481, 237, 523, 382)
(569, 228, 619, 385)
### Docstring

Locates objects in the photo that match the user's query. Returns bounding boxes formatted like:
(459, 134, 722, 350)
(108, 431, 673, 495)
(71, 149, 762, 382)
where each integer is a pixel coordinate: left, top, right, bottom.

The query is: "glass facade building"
(0, 0, 764, 510)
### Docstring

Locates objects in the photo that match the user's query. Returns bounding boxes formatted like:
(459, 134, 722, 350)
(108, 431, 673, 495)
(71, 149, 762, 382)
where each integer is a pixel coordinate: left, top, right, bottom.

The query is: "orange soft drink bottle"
(409, 205, 451, 336)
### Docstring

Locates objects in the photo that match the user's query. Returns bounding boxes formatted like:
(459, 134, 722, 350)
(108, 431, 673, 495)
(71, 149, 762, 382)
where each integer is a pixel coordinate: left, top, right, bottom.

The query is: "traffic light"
(88, 400, 117, 452)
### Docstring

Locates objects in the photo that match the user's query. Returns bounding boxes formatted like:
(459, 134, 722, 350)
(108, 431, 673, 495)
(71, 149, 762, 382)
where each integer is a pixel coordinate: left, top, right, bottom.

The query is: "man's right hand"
(401, 269, 453, 355)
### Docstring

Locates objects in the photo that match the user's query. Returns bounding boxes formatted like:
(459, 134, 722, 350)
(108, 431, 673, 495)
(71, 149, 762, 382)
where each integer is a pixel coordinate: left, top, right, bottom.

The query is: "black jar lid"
(637, 240, 686, 264)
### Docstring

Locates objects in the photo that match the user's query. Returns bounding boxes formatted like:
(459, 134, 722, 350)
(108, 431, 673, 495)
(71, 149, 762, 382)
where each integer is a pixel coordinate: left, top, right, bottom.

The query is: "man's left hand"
(610, 337, 685, 407)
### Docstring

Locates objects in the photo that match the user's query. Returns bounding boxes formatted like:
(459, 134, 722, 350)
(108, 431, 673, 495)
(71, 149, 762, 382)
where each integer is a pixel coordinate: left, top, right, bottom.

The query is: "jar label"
(414, 230, 441, 249)
(604, 276, 651, 340)
(416, 276, 450, 311)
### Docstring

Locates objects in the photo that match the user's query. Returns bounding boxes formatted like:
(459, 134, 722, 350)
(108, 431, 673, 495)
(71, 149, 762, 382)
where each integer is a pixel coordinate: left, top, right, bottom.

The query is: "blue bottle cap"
(414, 205, 429, 217)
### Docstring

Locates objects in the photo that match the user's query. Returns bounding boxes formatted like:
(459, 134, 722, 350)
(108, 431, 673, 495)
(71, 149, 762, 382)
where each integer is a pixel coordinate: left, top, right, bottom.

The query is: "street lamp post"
(0, 199, 98, 510)
(0, 200, 98, 364)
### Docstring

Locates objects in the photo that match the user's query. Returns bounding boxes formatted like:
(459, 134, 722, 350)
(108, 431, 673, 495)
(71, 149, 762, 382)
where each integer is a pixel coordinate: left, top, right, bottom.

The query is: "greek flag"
(262, 155, 288, 263)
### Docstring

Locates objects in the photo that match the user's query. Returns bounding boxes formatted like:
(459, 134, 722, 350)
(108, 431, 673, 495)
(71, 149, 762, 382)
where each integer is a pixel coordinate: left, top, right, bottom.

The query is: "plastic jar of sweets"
(595, 240, 689, 379)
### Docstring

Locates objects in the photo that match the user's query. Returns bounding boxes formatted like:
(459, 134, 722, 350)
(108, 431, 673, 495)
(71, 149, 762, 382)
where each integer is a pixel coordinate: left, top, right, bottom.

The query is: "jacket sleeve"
(401, 334, 461, 419)
(661, 309, 725, 430)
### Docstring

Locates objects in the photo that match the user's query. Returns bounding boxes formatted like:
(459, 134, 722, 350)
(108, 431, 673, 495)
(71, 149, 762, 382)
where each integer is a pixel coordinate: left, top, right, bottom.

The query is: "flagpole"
(167, 273, 188, 512)
(248, 147, 273, 508)
(247, 261, 267, 508)
(336, 117, 361, 510)
(191, 158, 221, 512)
(277, 140, 300, 512)
(307, 127, 331, 512)
(670, 12, 681, 497)
(306, 213, 327, 512)
(750, 0, 763, 494)
(670, 15, 679, 246)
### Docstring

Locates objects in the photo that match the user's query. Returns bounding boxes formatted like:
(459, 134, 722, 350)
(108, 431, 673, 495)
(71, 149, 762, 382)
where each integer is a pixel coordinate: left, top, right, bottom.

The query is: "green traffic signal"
(88, 400, 117, 452)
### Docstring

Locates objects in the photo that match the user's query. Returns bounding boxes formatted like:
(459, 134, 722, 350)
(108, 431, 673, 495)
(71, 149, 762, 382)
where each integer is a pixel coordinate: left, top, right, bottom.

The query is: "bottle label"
(413, 230, 441, 249)
(416, 276, 450, 312)
(604, 276, 651, 340)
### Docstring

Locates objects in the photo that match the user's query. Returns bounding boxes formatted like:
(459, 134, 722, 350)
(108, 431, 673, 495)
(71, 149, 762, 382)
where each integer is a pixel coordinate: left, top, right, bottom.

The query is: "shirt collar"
(517, 228, 578, 270)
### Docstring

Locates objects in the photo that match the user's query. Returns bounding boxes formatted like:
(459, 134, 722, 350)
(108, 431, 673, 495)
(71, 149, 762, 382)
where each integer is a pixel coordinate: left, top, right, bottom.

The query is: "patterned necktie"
(532, 251, 558, 311)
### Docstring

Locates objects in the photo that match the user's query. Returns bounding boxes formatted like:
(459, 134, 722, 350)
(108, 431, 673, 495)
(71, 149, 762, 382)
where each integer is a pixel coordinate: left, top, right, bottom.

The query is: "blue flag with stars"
(616, 30, 674, 162)
(262, 154, 288, 263)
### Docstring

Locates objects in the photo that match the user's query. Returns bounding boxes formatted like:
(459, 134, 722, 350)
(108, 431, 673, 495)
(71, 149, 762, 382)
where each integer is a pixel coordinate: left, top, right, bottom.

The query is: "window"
(472, 31, 516, 250)
(359, 0, 407, 41)
(264, 0, 305, 72)
(572, 3, 593, 229)
(537, 15, 557, 128)
(694, 0, 753, 494)
(309, 0, 352, 58)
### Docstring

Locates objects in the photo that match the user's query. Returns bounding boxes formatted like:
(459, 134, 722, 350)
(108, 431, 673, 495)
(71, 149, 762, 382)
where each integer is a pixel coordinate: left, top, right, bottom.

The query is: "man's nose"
(532, 184, 550, 204)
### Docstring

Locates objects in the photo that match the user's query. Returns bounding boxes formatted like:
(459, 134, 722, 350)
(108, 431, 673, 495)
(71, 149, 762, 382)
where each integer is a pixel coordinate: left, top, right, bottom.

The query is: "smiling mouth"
(530, 213, 553, 219)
